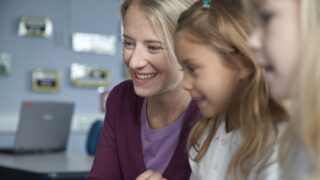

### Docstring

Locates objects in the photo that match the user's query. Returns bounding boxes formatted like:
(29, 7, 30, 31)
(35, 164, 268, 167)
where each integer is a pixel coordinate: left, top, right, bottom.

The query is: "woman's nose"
(127, 46, 148, 69)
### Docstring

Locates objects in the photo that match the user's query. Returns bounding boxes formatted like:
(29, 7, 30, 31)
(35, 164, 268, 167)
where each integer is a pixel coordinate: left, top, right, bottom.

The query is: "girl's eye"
(259, 13, 273, 25)
(180, 64, 197, 77)
(187, 65, 197, 75)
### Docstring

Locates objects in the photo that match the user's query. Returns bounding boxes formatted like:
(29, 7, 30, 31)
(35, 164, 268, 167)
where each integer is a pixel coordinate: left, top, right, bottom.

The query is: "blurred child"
(245, 0, 320, 179)
(174, 0, 287, 179)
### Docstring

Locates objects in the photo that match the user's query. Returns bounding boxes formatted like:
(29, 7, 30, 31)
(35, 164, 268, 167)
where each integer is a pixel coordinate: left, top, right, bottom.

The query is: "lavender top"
(141, 99, 187, 173)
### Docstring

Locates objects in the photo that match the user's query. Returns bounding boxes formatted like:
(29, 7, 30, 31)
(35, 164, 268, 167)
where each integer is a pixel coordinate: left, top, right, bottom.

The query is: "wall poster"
(0, 53, 11, 75)
(71, 63, 109, 88)
(32, 69, 60, 92)
(18, 16, 53, 38)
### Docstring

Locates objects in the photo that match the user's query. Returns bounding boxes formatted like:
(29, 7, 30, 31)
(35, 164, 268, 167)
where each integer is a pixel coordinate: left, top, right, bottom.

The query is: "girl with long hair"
(138, 0, 287, 179)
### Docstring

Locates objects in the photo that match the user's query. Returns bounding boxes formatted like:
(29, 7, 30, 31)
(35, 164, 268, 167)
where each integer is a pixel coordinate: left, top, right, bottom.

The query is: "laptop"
(0, 101, 74, 154)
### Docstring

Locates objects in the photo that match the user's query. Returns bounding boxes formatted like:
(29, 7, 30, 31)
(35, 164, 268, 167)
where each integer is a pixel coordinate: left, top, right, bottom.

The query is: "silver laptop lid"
(14, 101, 74, 152)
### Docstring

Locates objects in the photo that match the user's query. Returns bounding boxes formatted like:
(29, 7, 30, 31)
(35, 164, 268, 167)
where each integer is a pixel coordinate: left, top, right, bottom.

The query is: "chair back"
(86, 120, 103, 155)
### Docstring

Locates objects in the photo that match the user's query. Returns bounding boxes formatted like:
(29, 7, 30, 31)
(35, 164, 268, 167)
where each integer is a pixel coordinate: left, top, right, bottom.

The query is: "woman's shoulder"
(105, 80, 144, 127)
(107, 80, 143, 109)
(108, 80, 137, 100)
(110, 80, 134, 95)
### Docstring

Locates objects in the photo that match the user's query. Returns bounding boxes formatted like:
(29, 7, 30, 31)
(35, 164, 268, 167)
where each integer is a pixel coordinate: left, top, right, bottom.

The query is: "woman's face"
(248, 0, 301, 100)
(122, 3, 183, 97)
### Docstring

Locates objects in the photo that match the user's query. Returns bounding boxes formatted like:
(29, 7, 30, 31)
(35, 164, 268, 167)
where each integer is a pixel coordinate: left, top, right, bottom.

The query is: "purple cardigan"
(87, 80, 200, 180)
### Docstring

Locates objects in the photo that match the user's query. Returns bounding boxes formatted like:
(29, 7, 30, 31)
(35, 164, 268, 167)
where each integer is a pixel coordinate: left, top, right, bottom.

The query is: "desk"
(0, 152, 94, 180)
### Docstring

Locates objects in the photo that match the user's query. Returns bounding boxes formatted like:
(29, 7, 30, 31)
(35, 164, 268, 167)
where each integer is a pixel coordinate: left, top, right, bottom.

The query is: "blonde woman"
(86, 0, 200, 180)
(245, 0, 320, 179)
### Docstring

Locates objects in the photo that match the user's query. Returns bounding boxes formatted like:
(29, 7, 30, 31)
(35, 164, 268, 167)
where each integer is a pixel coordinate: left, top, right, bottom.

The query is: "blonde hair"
(280, 0, 320, 178)
(121, 0, 197, 68)
(176, 0, 287, 179)
(243, 0, 320, 178)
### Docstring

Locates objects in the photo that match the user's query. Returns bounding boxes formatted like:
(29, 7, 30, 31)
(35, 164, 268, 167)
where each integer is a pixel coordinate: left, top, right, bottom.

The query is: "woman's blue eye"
(124, 41, 134, 48)
(148, 46, 161, 51)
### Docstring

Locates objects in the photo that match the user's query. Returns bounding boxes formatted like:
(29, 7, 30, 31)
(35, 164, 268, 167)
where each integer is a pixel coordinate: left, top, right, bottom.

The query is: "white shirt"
(281, 143, 312, 180)
(189, 121, 280, 180)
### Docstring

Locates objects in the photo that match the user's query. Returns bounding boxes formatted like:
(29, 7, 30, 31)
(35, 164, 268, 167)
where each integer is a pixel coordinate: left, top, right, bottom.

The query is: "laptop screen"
(14, 101, 75, 153)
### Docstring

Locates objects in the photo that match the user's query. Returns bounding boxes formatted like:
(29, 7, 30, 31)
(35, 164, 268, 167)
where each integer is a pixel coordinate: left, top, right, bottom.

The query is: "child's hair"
(176, 0, 287, 179)
(120, 0, 197, 68)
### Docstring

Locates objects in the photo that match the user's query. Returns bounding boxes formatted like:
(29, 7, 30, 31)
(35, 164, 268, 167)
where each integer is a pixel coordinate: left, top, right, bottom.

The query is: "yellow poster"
(32, 69, 60, 92)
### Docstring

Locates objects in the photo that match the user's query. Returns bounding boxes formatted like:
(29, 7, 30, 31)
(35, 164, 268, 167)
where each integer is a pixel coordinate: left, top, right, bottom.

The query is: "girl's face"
(175, 33, 251, 118)
(123, 3, 182, 97)
(248, 0, 301, 100)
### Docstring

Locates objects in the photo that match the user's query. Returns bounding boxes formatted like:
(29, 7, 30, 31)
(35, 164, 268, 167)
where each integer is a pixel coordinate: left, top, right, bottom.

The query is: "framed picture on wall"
(71, 63, 109, 88)
(18, 16, 53, 38)
(32, 69, 60, 92)
(72, 32, 116, 55)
